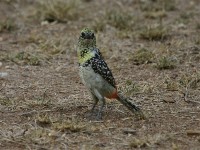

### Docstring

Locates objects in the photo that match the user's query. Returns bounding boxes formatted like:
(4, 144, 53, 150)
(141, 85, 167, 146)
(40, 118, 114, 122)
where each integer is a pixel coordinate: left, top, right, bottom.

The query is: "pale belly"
(79, 66, 115, 98)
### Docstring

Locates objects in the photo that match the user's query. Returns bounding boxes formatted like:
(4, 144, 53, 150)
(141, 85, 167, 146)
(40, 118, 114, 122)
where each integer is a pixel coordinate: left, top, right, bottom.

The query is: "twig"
(0, 82, 6, 91)
(183, 86, 189, 102)
(91, 120, 104, 123)
(19, 109, 53, 116)
(122, 128, 137, 135)
(184, 100, 200, 105)
(183, 79, 200, 104)
(187, 130, 200, 136)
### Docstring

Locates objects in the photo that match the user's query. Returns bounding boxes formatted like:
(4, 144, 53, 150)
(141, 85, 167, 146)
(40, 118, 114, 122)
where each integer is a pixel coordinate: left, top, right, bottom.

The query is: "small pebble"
(5, 66, 10, 69)
(41, 21, 49, 26)
(122, 128, 137, 135)
(0, 72, 8, 78)
(5, 66, 14, 69)
(187, 130, 200, 136)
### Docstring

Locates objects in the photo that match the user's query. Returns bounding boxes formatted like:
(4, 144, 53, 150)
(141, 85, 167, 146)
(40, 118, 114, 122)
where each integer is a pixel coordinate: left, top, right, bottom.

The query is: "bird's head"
(77, 28, 97, 64)
(78, 28, 96, 49)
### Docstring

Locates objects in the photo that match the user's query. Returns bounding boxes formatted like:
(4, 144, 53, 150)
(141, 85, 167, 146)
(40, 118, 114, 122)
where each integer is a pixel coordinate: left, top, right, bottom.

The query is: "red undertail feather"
(106, 89, 118, 99)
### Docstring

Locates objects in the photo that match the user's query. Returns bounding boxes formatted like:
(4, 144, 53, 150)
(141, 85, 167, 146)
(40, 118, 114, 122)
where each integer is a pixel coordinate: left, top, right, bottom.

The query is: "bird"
(77, 28, 143, 119)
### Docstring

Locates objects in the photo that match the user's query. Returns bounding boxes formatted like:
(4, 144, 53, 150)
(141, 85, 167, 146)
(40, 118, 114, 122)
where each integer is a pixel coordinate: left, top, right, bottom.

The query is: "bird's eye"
(91, 33, 94, 37)
(81, 32, 85, 37)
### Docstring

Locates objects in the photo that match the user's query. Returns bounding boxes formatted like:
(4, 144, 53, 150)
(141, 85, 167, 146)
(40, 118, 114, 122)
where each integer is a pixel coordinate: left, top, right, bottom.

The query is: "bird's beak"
(84, 39, 91, 43)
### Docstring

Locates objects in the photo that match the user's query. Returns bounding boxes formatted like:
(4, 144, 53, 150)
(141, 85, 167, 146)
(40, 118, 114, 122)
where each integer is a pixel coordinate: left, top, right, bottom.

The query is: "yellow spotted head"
(78, 28, 96, 48)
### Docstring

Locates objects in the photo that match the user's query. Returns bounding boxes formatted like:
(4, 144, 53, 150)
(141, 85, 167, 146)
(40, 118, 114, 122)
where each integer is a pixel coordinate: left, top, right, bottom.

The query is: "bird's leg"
(96, 98, 105, 120)
(93, 89, 106, 120)
(90, 93, 99, 112)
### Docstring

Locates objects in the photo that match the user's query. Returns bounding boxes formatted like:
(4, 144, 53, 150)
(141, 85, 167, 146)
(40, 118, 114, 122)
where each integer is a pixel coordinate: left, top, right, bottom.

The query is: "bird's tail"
(117, 93, 145, 118)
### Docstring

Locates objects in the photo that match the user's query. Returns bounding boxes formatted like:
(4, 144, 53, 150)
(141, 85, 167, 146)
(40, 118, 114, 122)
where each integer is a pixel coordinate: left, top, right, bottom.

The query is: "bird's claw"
(96, 111, 103, 120)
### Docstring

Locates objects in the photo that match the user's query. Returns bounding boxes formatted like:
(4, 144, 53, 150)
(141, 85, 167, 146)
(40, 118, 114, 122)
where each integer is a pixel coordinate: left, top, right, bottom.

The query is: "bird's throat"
(78, 49, 94, 65)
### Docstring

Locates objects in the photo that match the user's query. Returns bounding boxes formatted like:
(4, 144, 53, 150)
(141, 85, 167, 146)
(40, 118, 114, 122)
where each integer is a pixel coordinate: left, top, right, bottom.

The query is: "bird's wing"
(90, 55, 116, 88)
(94, 48, 103, 58)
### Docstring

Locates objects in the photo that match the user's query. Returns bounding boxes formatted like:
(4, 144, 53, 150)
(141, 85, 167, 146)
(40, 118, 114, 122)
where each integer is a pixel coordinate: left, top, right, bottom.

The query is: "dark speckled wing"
(94, 48, 103, 58)
(81, 48, 116, 88)
(90, 54, 116, 88)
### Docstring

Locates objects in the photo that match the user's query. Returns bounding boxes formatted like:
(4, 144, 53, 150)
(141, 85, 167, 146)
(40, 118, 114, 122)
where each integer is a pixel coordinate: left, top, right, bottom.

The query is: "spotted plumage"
(77, 27, 142, 119)
(82, 51, 116, 88)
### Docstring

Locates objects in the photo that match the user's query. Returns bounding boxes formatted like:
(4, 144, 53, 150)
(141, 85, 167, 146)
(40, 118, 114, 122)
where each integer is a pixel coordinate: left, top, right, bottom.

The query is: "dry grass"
(92, 18, 106, 32)
(38, 38, 67, 56)
(106, 9, 133, 31)
(195, 37, 200, 45)
(144, 10, 167, 19)
(140, 24, 168, 40)
(129, 134, 169, 148)
(120, 80, 141, 97)
(131, 48, 155, 65)
(196, 22, 200, 30)
(155, 56, 177, 70)
(10, 51, 41, 66)
(36, 0, 81, 23)
(0, 0, 200, 149)
(53, 120, 85, 133)
(140, 0, 176, 12)
(0, 19, 16, 32)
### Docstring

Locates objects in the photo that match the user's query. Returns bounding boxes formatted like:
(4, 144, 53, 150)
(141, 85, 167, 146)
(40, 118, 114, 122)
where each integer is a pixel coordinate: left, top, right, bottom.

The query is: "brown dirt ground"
(0, 0, 200, 149)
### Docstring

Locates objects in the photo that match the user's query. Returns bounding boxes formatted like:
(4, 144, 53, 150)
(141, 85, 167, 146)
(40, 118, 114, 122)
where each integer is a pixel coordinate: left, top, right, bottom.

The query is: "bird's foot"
(96, 110, 103, 120)
(85, 108, 103, 120)
(96, 114, 102, 120)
